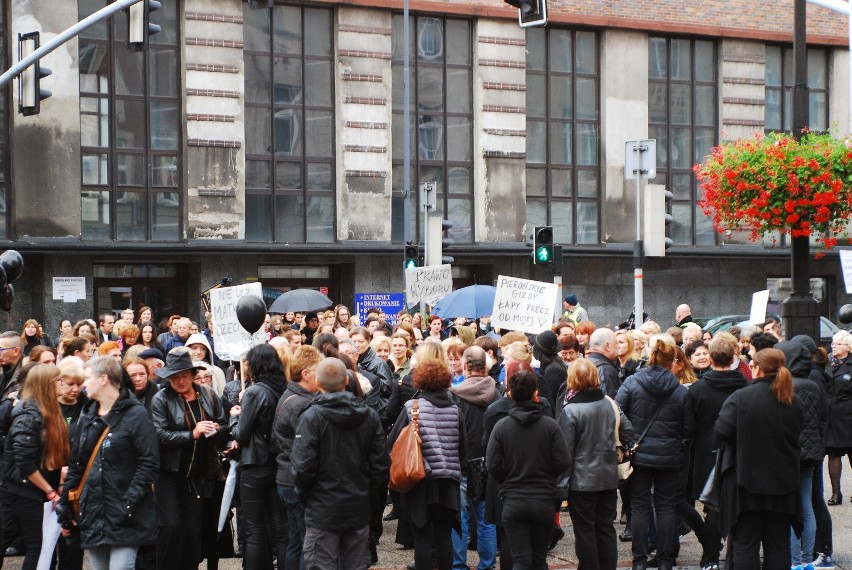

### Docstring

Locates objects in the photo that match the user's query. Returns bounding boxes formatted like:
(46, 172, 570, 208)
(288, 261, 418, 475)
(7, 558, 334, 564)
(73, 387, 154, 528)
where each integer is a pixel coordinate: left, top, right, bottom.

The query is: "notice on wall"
(210, 282, 268, 362)
(747, 289, 770, 326)
(52, 277, 86, 303)
(840, 250, 852, 294)
(405, 264, 453, 307)
(490, 275, 558, 335)
(354, 293, 406, 327)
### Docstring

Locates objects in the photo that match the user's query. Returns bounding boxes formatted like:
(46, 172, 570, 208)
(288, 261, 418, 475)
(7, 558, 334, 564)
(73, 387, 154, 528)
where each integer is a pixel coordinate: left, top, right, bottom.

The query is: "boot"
(632, 559, 647, 570)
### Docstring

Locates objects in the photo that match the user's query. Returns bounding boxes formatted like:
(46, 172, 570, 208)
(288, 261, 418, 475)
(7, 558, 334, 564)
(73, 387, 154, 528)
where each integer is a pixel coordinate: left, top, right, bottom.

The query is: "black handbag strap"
(632, 398, 666, 449)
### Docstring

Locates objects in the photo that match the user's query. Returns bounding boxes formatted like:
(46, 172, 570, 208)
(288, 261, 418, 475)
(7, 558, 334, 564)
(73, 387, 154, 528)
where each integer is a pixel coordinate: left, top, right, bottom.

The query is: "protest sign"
(210, 282, 268, 361)
(354, 293, 406, 326)
(840, 250, 852, 294)
(490, 275, 558, 335)
(746, 289, 770, 325)
(405, 264, 453, 307)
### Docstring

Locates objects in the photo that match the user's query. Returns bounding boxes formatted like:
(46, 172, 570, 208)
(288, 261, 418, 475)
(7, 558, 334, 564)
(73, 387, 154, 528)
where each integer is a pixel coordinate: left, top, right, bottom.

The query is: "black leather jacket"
(229, 376, 285, 467)
(151, 384, 228, 473)
(0, 400, 61, 501)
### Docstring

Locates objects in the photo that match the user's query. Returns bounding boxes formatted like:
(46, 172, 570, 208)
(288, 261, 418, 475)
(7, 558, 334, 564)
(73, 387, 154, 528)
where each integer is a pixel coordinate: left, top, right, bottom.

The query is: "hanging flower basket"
(694, 132, 852, 249)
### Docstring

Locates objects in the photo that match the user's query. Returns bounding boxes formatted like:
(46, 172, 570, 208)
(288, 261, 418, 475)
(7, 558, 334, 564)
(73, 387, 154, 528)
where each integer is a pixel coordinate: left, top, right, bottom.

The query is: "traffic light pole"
(0, 0, 144, 88)
(634, 172, 643, 333)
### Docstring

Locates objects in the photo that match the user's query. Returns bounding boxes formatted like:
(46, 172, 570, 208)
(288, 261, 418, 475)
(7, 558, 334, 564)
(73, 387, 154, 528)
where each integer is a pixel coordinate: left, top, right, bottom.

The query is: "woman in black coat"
(58, 356, 159, 570)
(533, 330, 567, 414)
(825, 330, 852, 504)
(715, 348, 804, 569)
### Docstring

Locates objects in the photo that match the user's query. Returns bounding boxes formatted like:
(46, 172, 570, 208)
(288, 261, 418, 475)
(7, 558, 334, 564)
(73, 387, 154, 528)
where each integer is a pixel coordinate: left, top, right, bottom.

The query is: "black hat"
(534, 330, 560, 356)
(155, 348, 200, 380)
(138, 348, 164, 361)
(305, 312, 319, 321)
(564, 294, 579, 306)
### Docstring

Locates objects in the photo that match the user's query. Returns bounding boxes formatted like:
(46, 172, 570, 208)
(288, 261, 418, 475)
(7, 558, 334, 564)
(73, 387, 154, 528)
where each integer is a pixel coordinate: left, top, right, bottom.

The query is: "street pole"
(634, 169, 643, 332)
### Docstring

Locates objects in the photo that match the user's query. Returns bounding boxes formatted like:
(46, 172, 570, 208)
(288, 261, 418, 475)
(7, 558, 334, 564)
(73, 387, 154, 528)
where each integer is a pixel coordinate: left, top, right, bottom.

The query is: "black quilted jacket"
(778, 341, 828, 465)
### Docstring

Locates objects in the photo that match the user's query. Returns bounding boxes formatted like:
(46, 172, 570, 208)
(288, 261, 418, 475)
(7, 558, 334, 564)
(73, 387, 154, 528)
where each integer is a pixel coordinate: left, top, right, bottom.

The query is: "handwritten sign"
(405, 264, 453, 307)
(490, 275, 558, 335)
(747, 289, 770, 326)
(354, 293, 406, 327)
(210, 282, 268, 361)
(840, 250, 852, 294)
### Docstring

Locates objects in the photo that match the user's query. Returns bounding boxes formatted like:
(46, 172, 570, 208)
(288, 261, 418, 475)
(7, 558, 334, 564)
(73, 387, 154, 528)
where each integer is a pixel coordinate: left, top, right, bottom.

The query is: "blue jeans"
(791, 465, 815, 564)
(452, 475, 496, 570)
(278, 485, 307, 570)
(88, 545, 139, 570)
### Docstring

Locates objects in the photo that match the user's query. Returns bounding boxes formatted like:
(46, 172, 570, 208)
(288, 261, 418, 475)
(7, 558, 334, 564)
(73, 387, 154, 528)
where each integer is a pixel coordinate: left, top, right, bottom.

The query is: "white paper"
(747, 290, 770, 325)
(405, 264, 453, 307)
(840, 250, 852, 294)
(490, 275, 558, 335)
(37, 501, 61, 570)
(52, 277, 85, 302)
(210, 283, 268, 362)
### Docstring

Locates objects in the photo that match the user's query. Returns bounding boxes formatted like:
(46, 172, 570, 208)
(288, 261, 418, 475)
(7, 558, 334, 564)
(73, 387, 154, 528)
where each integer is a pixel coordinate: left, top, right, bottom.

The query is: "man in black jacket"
(586, 328, 621, 398)
(291, 358, 389, 570)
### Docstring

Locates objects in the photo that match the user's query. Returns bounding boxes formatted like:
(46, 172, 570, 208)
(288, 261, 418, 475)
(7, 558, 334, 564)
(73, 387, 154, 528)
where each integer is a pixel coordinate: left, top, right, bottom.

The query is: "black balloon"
(1, 285, 13, 312)
(0, 250, 23, 284)
(840, 304, 852, 325)
(236, 295, 267, 333)
(0, 264, 8, 290)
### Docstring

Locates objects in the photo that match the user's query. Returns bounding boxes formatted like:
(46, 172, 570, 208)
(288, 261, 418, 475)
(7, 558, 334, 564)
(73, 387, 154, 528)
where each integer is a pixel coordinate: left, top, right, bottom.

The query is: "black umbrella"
(268, 288, 333, 314)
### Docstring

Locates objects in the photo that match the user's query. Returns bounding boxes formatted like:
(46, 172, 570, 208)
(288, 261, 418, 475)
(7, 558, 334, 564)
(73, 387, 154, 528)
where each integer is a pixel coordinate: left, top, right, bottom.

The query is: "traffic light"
(18, 33, 51, 116)
(504, 0, 548, 27)
(643, 184, 674, 257)
(440, 219, 455, 265)
(532, 226, 554, 266)
(404, 243, 419, 270)
(127, 0, 161, 50)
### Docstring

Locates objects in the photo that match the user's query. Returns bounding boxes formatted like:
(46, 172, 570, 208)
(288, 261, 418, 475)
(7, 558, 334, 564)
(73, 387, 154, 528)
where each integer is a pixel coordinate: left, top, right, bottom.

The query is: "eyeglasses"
(0, 347, 17, 353)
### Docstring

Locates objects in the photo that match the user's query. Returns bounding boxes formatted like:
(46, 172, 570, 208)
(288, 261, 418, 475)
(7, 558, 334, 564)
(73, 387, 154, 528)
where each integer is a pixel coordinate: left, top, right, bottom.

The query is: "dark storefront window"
(765, 46, 829, 133)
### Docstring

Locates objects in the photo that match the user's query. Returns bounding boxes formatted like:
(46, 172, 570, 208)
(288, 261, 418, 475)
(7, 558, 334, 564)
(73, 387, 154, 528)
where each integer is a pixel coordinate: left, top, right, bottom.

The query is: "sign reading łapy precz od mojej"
(210, 282, 268, 362)
(405, 264, 453, 307)
(490, 275, 558, 335)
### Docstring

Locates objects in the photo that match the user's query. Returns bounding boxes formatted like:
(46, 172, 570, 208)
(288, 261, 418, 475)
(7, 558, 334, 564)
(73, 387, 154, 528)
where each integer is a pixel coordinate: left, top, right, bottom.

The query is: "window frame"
(764, 44, 830, 134)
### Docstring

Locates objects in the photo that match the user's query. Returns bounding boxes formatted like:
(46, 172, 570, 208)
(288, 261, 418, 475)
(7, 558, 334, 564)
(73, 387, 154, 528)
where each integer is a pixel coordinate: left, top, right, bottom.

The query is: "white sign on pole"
(840, 250, 852, 294)
(52, 277, 86, 303)
(405, 264, 453, 307)
(210, 282, 267, 361)
(490, 275, 558, 335)
(624, 139, 657, 180)
(747, 290, 770, 326)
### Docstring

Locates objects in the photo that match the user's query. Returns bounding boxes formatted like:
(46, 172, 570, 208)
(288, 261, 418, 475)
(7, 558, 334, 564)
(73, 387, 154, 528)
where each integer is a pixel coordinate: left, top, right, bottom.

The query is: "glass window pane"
(417, 18, 444, 62)
(274, 108, 303, 156)
(447, 68, 471, 113)
(152, 156, 179, 187)
(79, 43, 109, 93)
(246, 193, 273, 241)
(446, 20, 471, 65)
(274, 5, 302, 54)
(116, 192, 146, 240)
(304, 8, 331, 56)
(418, 114, 444, 161)
(671, 127, 692, 169)
(575, 31, 597, 74)
(275, 162, 301, 191)
(694, 85, 715, 126)
(447, 198, 472, 243)
(765, 46, 782, 87)
(526, 199, 547, 233)
(577, 170, 598, 198)
(672, 173, 692, 200)
(149, 49, 178, 97)
(152, 193, 180, 240)
(117, 154, 144, 186)
(306, 196, 335, 243)
(576, 202, 597, 244)
(765, 88, 781, 131)
(670, 39, 691, 80)
(448, 167, 470, 195)
(694, 41, 715, 82)
(243, 6, 270, 52)
(149, 0, 177, 45)
(549, 30, 572, 73)
(810, 93, 827, 132)
(447, 117, 471, 162)
(526, 74, 546, 117)
(305, 60, 332, 107)
(552, 168, 573, 198)
(649, 82, 668, 123)
(81, 98, 109, 147)
(694, 128, 716, 165)
(575, 77, 597, 121)
(419, 166, 443, 196)
(549, 75, 572, 119)
(114, 48, 144, 95)
(307, 163, 332, 191)
(783, 88, 792, 131)
(526, 168, 546, 197)
(549, 122, 571, 165)
(392, 15, 415, 62)
(417, 67, 444, 112)
(305, 110, 333, 158)
(808, 50, 827, 88)
(695, 204, 715, 245)
(274, 57, 303, 105)
(527, 121, 546, 164)
(115, 99, 146, 148)
(552, 200, 573, 243)
(247, 160, 271, 190)
(670, 83, 691, 124)
(274, 194, 303, 242)
(80, 0, 108, 39)
(245, 107, 272, 155)
(575, 123, 597, 166)
(651, 126, 668, 169)
(83, 154, 109, 185)
(672, 203, 692, 244)
(150, 102, 179, 150)
(649, 37, 667, 79)
(245, 55, 271, 104)
(526, 29, 546, 71)
(82, 191, 111, 239)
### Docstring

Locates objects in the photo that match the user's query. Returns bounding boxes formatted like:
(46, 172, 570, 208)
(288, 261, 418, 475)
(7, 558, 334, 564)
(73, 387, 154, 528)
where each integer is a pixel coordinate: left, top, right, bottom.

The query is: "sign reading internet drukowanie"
(405, 264, 453, 307)
(491, 275, 558, 335)
(210, 282, 268, 362)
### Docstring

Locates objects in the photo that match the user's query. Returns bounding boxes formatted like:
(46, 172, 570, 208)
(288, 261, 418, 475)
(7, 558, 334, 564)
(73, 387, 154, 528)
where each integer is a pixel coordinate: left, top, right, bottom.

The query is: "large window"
(0, 4, 7, 238)
(78, 0, 181, 241)
(648, 37, 717, 246)
(765, 46, 829, 133)
(525, 28, 600, 245)
(243, 4, 335, 243)
(391, 16, 474, 244)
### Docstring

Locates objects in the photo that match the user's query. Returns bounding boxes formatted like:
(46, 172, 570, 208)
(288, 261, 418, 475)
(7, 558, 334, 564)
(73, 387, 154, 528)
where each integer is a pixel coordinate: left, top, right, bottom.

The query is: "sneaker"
(791, 565, 803, 570)
(701, 563, 720, 570)
(813, 554, 835, 569)
(804, 564, 815, 570)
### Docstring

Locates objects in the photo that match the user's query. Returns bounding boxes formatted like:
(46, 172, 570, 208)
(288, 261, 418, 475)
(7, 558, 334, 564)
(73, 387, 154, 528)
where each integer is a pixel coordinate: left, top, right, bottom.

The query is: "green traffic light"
(404, 259, 418, 270)
(536, 246, 552, 263)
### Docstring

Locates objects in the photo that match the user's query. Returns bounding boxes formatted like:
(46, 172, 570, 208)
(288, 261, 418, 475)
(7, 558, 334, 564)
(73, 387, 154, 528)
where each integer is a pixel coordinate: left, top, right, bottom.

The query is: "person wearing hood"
(450, 346, 500, 570)
(185, 333, 226, 396)
(56, 356, 159, 570)
(533, 330, 567, 414)
(291, 358, 389, 570)
(229, 344, 288, 570)
(151, 348, 228, 570)
(615, 336, 694, 570)
(778, 339, 828, 570)
(685, 337, 749, 570)
(486, 369, 569, 570)
(559, 359, 633, 570)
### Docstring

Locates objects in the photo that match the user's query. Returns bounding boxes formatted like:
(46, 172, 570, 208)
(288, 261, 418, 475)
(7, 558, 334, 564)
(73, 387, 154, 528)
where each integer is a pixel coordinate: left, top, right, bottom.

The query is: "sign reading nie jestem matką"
(210, 282, 268, 361)
(405, 264, 453, 307)
(490, 275, 558, 335)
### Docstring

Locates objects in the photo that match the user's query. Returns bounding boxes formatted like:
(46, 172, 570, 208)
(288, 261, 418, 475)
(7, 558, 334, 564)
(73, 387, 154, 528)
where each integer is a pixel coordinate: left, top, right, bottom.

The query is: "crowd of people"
(0, 297, 844, 570)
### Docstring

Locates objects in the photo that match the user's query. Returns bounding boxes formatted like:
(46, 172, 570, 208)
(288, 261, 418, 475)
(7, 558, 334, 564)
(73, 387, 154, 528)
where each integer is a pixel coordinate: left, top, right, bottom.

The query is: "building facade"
(3, 0, 852, 331)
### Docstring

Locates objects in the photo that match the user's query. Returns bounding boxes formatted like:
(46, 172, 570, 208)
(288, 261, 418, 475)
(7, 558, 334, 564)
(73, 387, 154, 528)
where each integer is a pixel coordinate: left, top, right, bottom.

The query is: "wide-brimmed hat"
(155, 348, 200, 380)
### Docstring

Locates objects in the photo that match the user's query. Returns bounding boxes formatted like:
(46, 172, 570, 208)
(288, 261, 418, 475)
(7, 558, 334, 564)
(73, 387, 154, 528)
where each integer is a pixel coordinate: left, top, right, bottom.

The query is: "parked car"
(694, 314, 838, 349)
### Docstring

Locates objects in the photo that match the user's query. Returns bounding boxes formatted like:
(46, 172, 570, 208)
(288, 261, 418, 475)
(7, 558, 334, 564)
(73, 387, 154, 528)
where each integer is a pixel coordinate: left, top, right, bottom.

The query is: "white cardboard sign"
(490, 275, 558, 335)
(405, 264, 453, 307)
(747, 289, 770, 326)
(840, 250, 852, 294)
(210, 282, 267, 361)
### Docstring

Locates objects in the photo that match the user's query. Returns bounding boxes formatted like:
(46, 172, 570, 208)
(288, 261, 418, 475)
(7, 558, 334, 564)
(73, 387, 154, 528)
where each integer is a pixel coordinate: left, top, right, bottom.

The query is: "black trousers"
(239, 464, 287, 570)
(567, 489, 618, 570)
(156, 471, 204, 570)
(729, 510, 792, 570)
(629, 466, 679, 564)
(501, 497, 554, 570)
(411, 504, 455, 570)
(0, 492, 41, 570)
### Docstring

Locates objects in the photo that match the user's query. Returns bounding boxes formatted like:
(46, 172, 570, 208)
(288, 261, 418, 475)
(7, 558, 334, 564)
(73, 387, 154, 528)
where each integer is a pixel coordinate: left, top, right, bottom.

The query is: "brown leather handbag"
(67, 426, 110, 518)
(388, 399, 426, 493)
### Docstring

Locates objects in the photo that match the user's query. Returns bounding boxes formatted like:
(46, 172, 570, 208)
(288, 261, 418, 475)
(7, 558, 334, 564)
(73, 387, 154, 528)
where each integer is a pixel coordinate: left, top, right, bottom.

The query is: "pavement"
(4, 463, 851, 569)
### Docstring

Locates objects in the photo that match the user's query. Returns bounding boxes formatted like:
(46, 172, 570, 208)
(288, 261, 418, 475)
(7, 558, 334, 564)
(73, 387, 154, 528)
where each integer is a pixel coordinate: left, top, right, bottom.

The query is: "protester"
(20, 319, 52, 356)
(28, 345, 56, 365)
(826, 330, 852, 505)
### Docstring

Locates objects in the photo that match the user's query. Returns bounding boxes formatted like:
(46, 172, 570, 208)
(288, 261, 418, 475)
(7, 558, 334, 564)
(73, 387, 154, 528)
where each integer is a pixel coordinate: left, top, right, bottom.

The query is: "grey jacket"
(559, 389, 634, 492)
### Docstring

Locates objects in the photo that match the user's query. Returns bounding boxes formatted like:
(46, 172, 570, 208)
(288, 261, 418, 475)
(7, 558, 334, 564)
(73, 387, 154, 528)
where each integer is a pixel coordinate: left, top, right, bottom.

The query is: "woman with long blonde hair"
(0, 363, 70, 570)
